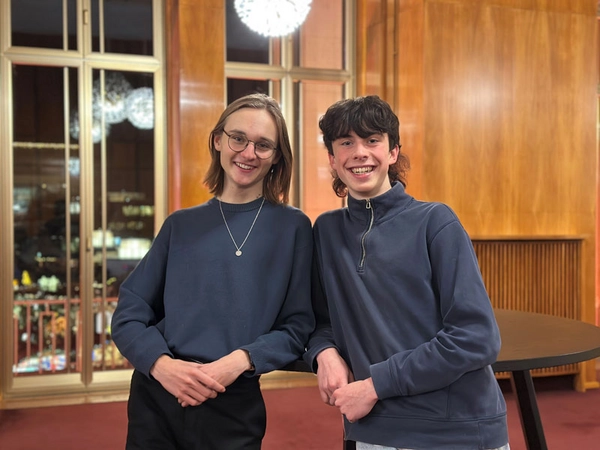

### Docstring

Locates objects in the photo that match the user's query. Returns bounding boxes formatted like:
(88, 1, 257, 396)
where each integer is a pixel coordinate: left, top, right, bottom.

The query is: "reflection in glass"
(295, 0, 344, 70)
(70, 112, 111, 144)
(92, 0, 154, 55)
(126, 87, 154, 129)
(11, 0, 77, 50)
(12, 65, 81, 375)
(91, 69, 155, 371)
(227, 79, 270, 104)
(226, 0, 270, 63)
(93, 72, 133, 125)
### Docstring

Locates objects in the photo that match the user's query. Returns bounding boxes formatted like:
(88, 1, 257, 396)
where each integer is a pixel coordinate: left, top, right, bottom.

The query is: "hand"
(200, 349, 253, 389)
(331, 378, 378, 423)
(150, 355, 225, 407)
(315, 348, 354, 406)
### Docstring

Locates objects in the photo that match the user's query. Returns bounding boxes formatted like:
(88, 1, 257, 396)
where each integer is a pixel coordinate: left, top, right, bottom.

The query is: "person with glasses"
(111, 93, 314, 449)
(304, 96, 509, 450)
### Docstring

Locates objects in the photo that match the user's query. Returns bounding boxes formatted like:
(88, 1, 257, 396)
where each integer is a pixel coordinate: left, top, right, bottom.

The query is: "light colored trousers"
(357, 442, 511, 450)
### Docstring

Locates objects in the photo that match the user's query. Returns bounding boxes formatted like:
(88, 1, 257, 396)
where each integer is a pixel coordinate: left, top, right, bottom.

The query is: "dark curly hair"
(319, 95, 410, 197)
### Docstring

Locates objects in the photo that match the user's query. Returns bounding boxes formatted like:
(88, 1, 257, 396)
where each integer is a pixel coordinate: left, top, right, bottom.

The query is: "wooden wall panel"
(357, 0, 387, 97)
(396, 0, 425, 199)
(421, 1, 596, 237)
(167, 0, 225, 212)
(357, 0, 598, 389)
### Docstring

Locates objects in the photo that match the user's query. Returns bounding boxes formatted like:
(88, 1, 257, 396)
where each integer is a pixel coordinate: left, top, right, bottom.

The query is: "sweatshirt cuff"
(370, 359, 400, 400)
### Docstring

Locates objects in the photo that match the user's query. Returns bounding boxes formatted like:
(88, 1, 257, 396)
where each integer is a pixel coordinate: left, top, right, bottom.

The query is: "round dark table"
(285, 309, 600, 450)
(490, 309, 600, 450)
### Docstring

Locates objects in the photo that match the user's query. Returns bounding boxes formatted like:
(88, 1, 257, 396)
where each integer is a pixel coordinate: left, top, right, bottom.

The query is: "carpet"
(1, 375, 600, 449)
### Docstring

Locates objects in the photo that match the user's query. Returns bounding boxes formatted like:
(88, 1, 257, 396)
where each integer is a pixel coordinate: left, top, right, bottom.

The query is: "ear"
(214, 132, 223, 152)
(389, 145, 399, 164)
(328, 153, 336, 171)
(272, 151, 282, 165)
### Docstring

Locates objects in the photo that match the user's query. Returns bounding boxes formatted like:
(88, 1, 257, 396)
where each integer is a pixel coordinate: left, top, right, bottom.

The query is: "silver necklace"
(218, 197, 265, 257)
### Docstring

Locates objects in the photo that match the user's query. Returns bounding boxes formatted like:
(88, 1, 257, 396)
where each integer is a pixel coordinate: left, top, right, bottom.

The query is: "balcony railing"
(12, 297, 131, 375)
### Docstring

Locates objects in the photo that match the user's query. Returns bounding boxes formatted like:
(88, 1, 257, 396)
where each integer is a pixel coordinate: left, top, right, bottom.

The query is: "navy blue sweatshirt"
(112, 197, 314, 378)
(305, 183, 508, 449)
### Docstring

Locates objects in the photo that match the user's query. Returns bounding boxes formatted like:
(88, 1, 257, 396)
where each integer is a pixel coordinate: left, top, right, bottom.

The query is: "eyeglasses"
(222, 130, 277, 160)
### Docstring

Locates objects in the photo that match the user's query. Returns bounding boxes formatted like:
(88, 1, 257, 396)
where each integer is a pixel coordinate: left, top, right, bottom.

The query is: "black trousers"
(126, 370, 266, 450)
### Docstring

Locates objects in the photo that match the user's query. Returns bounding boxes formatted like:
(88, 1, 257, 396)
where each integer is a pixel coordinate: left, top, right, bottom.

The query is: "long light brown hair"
(204, 94, 293, 204)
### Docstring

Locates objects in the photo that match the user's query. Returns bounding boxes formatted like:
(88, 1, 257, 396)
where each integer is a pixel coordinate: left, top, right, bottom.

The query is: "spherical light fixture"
(70, 111, 110, 144)
(92, 72, 132, 124)
(234, 0, 312, 38)
(126, 87, 154, 130)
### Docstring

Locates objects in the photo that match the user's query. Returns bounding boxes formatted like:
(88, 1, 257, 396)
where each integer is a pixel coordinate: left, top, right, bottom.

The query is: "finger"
(195, 370, 226, 393)
(328, 395, 336, 406)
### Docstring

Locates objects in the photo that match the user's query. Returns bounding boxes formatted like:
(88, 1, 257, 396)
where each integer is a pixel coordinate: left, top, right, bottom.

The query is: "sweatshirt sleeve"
(111, 218, 173, 377)
(303, 227, 338, 372)
(371, 209, 500, 399)
(239, 213, 316, 375)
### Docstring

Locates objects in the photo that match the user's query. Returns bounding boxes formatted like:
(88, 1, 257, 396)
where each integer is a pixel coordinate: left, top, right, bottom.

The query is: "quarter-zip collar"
(347, 181, 414, 224)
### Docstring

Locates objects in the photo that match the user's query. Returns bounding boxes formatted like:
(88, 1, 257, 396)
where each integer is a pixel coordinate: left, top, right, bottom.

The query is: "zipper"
(359, 199, 374, 268)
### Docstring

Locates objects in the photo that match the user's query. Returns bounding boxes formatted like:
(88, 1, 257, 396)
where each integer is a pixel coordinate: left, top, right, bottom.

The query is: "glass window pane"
(12, 65, 81, 375)
(227, 78, 271, 104)
(91, 0, 153, 55)
(299, 81, 345, 222)
(295, 0, 344, 70)
(91, 69, 155, 371)
(11, 0, 77, 50)
(67, 0, 78, 50)
(226, 0, 270, 64)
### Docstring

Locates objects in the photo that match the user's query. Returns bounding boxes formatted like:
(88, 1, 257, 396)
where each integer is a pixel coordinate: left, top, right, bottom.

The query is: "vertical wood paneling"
(396, 0, 425, 199)
(357, 0, 388, 97)
(357, 0, 597, 388)
(167, 0, 225, 212)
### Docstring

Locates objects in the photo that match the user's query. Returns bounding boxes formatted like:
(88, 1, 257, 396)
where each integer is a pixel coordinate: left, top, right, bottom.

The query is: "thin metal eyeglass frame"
(222, 130, 276, 160)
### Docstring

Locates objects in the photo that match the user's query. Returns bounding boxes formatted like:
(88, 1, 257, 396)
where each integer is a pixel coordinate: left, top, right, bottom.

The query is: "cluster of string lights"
(234, 0, 312, 38)
(70, 73, 154, 143)
(71, 1, 312, 143)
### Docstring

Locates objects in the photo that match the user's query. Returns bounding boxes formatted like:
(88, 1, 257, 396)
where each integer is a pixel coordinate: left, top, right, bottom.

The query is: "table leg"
(510, 370, 548, 450)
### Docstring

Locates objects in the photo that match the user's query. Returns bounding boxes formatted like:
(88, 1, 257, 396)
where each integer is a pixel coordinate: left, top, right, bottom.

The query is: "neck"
(219, 192, 264, 204)
(220, 184, 264, 204)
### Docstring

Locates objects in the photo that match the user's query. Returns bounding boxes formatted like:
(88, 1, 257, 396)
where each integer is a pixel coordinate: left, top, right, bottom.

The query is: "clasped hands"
(316, 348, 379, 423)
(150, 349, 252, 407)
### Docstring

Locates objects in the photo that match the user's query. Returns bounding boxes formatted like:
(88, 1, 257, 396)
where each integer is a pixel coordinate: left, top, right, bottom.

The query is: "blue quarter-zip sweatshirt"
(305, 182, 508, 449)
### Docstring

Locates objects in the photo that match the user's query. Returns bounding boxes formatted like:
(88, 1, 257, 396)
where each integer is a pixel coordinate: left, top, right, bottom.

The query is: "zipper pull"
(365, 199, 371, 209)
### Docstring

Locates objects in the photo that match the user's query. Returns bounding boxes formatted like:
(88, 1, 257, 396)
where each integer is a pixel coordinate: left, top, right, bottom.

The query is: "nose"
(241, 141, 258, 159)
(352, 142, 369, 158)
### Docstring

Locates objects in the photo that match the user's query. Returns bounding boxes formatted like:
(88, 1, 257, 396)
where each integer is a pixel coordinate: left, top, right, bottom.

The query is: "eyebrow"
(227, 129, 277, 145)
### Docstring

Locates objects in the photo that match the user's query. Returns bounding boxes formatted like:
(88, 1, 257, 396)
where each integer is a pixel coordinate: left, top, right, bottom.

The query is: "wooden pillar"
(166, 0, 226, 212)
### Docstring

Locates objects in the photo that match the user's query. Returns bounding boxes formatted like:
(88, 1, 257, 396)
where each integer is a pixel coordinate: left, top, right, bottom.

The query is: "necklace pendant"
(235, 250, 242, 257)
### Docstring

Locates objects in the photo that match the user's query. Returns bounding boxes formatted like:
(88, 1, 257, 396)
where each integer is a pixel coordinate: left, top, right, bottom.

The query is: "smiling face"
(328, 131, 399, 200)
(214, 108, 281, 203)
